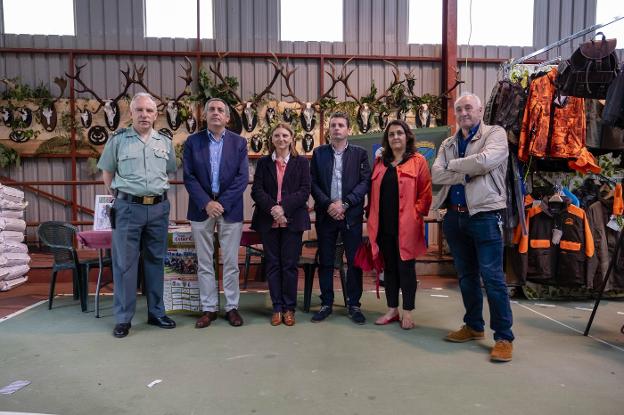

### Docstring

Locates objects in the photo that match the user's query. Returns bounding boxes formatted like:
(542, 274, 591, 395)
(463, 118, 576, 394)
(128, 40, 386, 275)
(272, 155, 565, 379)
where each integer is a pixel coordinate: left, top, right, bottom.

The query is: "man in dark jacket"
(183, 98, 249, 329)
(310, 112, 371, 324)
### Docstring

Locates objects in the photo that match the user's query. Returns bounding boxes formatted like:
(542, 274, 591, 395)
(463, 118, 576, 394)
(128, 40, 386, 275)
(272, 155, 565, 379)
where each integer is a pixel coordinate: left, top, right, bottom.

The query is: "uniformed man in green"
(98, 92, 177, 338)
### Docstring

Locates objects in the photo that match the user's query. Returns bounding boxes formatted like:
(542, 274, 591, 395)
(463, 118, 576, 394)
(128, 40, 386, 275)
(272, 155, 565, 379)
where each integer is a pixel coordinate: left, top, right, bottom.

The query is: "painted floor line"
(0, 300, 48, 324)
(515, 302, 624, 353)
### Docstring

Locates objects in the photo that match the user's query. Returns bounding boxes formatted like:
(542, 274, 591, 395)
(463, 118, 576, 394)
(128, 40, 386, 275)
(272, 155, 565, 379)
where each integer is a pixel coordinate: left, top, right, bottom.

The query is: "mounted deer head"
(441, 66, 465, 98)
(280, 57, 355, 132)
(208, 52, 244, 107)
(206, 52, 244, 134)
(37, 77, 67, 132)
(404, 67, 417, 96)
(207, 52, 283, 133)
(245, 54, 283, 132)
(67, 63, 134, 130)
(129, 63, 165, 110)
(166, 57, 194, 131)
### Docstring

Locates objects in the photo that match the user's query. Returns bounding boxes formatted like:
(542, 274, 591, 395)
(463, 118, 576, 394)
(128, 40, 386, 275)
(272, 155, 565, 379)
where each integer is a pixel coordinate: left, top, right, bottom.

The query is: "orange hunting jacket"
(518, 68, 586, 162)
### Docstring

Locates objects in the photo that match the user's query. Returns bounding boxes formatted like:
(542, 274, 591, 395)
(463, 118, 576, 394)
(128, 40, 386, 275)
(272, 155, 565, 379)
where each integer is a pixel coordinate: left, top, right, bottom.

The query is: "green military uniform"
(98, 127, 177, 196)
(97, 127, 177, 325)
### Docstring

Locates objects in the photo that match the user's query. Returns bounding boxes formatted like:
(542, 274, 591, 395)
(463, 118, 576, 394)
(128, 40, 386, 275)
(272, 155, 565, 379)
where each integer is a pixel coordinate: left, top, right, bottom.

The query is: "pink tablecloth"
(240, 225, 262, 246)
(77, 230, 112, 249)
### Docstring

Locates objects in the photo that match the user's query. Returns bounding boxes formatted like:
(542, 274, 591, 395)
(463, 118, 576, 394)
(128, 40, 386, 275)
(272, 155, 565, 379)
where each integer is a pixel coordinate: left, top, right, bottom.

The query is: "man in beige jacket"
(431, 92, 514, 362)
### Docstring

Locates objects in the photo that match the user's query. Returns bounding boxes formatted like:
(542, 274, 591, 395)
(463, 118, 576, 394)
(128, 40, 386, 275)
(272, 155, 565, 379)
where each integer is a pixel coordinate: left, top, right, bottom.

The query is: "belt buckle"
(143, 196, 155, 205)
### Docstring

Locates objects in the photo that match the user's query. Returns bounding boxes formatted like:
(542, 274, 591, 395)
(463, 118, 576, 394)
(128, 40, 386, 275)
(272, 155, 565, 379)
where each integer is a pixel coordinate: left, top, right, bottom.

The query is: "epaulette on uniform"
(111, 128, 127, 137)
(157, 127, 173, 140)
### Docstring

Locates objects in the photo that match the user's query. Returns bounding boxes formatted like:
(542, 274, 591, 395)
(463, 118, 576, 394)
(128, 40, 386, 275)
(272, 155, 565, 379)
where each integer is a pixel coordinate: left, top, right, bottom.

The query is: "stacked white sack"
(0, 184, 29, 291)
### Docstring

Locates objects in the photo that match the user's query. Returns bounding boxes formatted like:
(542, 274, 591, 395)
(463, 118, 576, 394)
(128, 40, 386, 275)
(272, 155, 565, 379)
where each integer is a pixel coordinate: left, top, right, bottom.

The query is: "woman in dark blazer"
(251, 123, 311, 326)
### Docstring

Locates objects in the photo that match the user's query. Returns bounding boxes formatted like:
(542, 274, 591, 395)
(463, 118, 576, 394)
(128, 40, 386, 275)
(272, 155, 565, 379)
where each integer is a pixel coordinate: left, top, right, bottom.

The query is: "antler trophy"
(67, 63, 134, 132)
(163, 57, 194, 132)
(36, 77, 67, 132)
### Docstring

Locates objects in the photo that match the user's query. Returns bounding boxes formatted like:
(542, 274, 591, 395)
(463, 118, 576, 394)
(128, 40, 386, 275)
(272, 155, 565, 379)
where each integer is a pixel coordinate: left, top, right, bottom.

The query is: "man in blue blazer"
(310, 112, 371, 324)
(183, 98, 249, 328)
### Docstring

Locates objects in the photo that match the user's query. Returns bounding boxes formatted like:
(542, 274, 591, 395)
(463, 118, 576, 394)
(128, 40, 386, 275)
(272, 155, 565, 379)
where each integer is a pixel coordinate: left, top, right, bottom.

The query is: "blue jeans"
(443, 210, 514, 341)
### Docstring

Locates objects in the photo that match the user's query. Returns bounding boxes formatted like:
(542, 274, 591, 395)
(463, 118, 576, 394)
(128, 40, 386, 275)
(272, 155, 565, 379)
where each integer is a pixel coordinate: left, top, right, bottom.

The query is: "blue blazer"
(250, 155, 311, 233)
(310, 143, 371, 226)
(183, 129, 249, 222)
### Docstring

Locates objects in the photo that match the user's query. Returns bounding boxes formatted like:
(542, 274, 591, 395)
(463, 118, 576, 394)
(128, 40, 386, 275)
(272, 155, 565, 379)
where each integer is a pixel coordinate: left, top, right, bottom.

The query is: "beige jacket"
(431, 123, 508, 215)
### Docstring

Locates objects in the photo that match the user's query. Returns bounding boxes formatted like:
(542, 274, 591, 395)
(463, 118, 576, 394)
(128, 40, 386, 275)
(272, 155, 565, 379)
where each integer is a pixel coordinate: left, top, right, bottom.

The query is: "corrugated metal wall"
(0, 0, 618, 240)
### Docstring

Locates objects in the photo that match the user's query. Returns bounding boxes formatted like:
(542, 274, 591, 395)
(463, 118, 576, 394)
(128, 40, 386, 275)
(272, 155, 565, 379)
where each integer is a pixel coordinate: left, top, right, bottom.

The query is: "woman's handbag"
(353, 238, 384, 298)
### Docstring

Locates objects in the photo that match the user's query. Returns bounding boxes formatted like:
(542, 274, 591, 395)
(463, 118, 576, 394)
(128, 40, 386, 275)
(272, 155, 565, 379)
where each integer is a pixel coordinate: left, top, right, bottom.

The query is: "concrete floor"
(0, 288, 623, 415)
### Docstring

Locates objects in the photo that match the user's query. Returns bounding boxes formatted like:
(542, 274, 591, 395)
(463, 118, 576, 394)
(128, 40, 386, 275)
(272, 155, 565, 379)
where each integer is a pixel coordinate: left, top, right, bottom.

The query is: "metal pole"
(584, 229, 624, 336)
(515, 15, 624, 64)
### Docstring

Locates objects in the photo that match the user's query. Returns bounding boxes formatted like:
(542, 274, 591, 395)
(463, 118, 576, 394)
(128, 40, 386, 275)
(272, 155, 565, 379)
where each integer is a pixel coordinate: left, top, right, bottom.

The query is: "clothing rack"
(503, 15, 624, 77)
(514, 15, 624, 65)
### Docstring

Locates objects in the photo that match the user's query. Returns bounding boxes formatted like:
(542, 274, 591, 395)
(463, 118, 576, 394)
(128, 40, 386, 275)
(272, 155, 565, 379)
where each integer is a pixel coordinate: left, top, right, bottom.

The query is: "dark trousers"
(261, 227, 303, 312)
(378, 233, 416, 310)
(316, 218, 363, 307)
(442, 209, 514, 341)
(111, 198, 169, 324)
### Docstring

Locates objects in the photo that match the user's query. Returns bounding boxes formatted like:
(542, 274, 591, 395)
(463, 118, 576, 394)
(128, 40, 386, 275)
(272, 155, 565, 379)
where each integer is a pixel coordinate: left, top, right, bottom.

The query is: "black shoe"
(311, 305, 332, 323)
(113, 323, 131, 338)
(348, 306, 366, 325)
(147, 314, 176, 329)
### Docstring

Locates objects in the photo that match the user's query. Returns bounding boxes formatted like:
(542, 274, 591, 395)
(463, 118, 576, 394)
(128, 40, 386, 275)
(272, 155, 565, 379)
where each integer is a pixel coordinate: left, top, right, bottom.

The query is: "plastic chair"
(37, 221, 111, 312)
(243, 245, 264, 289)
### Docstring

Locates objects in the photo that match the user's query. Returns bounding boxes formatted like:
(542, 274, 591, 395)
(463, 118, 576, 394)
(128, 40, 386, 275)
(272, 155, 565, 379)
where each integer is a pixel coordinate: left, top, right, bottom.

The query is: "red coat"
(367, 153, 432, 262)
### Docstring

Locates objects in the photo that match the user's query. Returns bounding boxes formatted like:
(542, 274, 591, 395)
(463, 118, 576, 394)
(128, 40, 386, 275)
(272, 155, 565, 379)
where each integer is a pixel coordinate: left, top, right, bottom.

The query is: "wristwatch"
(342, 201, 350, 210)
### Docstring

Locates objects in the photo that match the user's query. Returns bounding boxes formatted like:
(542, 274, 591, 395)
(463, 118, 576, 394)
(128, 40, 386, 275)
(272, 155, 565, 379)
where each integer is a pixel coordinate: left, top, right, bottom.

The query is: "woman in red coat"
(367, 120, 432, 329)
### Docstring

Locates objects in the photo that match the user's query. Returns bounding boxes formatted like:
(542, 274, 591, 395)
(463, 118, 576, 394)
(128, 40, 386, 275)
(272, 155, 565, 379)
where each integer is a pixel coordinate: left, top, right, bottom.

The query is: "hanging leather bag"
(556, 32, 619, 99)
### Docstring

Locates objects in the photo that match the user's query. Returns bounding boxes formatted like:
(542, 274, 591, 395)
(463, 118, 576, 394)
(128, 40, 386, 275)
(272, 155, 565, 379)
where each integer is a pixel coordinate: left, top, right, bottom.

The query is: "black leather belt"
(208, 192, 219, 200)
(116, 191, 167, 205)
(448, 204, 469, 213)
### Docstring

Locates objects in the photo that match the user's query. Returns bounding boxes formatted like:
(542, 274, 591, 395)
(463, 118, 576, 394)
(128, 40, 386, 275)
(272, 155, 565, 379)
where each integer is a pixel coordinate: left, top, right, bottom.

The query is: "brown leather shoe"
(283, 310, 296, 326)
(271, 312, 282, 326)
(444, 325, 485, 342)
(225, 309, 244, 327)
(195, 311, 218, 329)
(490, 340, 513, 362)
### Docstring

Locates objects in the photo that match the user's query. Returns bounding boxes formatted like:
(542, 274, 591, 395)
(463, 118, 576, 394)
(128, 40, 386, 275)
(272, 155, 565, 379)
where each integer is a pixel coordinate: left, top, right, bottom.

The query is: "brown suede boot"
(444, 325, 485, 342)
(490, 340, 513, 362)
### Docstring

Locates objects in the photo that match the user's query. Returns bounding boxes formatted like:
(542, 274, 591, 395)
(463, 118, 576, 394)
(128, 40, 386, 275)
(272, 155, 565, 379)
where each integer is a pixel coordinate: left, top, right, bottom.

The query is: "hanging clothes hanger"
(549, 192, 564, 203)
(549, 183, 564, 203)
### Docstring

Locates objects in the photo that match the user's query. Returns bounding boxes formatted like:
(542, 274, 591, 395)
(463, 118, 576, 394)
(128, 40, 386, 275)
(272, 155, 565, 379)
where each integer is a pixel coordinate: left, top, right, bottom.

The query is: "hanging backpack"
(556, 32, 619, 99)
